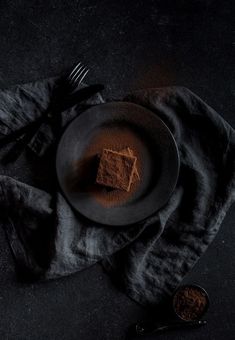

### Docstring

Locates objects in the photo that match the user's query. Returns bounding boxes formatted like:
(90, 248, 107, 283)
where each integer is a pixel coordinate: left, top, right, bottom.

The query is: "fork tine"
(73, 66, 89, 84)
(78, 68, 89, 84)
(68, 62, 81, 79)
(69, 65, 86, 86)
(70, 64, 84, 81)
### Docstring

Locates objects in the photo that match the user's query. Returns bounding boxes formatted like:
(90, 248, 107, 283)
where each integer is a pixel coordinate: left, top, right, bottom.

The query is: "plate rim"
(56, 101, 180, 226)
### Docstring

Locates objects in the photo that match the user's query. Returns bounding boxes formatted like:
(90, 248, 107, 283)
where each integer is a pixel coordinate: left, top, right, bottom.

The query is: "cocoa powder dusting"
(72, 125, 144, 207)
(173, 286, 208, 321)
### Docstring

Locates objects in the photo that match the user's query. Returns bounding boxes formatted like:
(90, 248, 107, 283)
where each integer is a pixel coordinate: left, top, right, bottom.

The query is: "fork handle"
(1, 84, 105, 162)
(1, 118, 46, 163)
(0, 119, 42, 148)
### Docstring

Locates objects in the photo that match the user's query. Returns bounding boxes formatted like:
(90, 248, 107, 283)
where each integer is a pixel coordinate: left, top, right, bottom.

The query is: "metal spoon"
(134, 319, 207, 336)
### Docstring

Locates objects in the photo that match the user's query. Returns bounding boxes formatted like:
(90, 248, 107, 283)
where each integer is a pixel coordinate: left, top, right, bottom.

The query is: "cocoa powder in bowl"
(73, 124, 148, 207)
(173, 285, 209, 321)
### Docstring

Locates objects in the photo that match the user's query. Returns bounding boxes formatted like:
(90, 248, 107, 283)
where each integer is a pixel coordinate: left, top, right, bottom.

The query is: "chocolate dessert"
(120, 147, 140, 182)
(96, 148, 137, 192)
(83, 127, 143, 207)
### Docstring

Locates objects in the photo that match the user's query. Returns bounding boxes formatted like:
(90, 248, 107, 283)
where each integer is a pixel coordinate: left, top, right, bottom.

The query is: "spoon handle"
(135, 319, 207, 336)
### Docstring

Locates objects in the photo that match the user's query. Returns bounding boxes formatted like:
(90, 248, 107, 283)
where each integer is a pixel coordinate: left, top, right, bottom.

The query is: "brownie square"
(120, 147, 140, 182)
(96, 148, 137, 191)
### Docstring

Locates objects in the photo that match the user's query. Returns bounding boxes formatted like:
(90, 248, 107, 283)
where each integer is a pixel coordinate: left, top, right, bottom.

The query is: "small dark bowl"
(172, 284, 210, 322)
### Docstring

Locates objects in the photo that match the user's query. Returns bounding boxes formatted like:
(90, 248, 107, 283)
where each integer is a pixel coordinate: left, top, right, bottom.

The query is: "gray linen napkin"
(0, 80, 234, 306)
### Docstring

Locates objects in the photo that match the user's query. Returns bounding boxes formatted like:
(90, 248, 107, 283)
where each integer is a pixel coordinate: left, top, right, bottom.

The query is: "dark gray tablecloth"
(0, 79, 234, 306)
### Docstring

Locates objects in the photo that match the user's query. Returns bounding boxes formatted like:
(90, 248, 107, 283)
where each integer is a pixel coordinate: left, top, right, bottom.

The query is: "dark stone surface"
(0, 1, 234, 339)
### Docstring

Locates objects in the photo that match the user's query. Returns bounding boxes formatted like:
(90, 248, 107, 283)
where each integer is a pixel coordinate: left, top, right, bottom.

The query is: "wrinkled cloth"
(0, 78, 104, 156)
(0, 80, 234, 306)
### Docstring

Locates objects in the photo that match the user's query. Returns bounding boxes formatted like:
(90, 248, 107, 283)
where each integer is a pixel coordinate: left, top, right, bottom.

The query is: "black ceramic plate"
(56, 102, 179, 226)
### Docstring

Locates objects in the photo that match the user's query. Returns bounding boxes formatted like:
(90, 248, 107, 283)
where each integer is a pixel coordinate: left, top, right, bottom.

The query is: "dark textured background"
(0, 1, 234, 339)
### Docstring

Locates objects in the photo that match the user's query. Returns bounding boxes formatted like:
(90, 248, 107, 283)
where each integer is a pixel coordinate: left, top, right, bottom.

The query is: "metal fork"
(66, 62, 90, 90)
(49, 62, 90, 114)
(2, 62, 90, 162)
